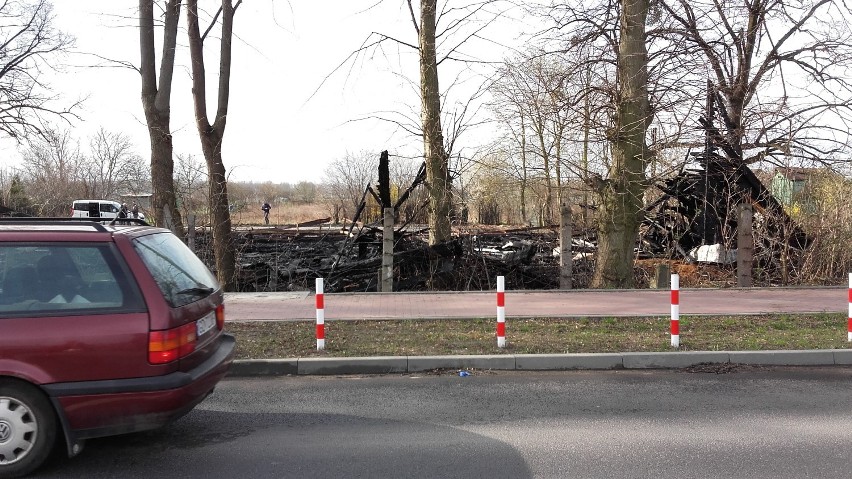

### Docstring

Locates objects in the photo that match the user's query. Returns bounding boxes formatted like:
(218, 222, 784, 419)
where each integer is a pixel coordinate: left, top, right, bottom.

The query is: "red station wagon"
(0, 218, 235, 478)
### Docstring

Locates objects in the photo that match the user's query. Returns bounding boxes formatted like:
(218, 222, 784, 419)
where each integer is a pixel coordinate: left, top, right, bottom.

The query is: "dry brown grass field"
(228, 202, 330, 226)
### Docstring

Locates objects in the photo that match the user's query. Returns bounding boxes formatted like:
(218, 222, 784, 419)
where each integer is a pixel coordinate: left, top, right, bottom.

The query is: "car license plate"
(196, 312, 216, 337)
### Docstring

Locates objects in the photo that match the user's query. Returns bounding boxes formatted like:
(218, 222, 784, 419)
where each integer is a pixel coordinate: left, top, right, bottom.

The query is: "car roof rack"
(106, 217, 150, 227)
(0, 217, 150, 231)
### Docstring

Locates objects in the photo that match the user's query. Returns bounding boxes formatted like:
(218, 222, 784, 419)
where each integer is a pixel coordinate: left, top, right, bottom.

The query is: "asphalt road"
(33, 367, 852, 478)
(224, 286, 847, 321)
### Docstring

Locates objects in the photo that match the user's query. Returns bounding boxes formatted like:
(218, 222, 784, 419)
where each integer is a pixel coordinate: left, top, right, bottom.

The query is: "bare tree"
(325, 1, 514, 245)
(413, 0, 452, 244)
(490, 54, 584, 226)
(0, 0, 78, 141)
(292, 181, 317, 204)
(186, 0, 240, 289)
(465, 149, 522, 224)
(537, 0, 704, 287)
(488, 98, 532, 222)
(323, 151, 377, 223)
(541, 0, 852, 287)
(0, 168, 11, 207)
(80, 128, 145, 199)
(174, 153, 208, 222)
(658, 0, 852, 166)
(18, 127, 85, 215)
(139, 0, 185, 236)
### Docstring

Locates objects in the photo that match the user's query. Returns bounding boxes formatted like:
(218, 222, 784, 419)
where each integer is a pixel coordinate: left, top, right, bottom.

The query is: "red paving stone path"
(224, 286, 847, 322)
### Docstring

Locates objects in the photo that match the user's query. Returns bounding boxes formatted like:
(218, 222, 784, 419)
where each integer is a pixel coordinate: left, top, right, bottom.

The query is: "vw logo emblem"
(0, 420, 11, 442)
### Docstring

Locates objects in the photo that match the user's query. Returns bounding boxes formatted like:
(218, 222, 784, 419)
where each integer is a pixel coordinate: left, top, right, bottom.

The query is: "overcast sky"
(1, 1, 529, 184)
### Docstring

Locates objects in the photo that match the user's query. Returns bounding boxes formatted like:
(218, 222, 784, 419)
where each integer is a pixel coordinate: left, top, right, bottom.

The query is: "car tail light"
(216, 304, 225, 330)
(148, 323, 197, 364)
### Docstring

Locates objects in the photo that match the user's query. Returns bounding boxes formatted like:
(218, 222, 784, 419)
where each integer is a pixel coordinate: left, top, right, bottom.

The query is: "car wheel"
(0, 381, 57, 479)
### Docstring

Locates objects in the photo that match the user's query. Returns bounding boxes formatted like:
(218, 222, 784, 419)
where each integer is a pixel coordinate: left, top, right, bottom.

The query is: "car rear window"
(0, 244, 145, 316)
(132, 232, 219, 307)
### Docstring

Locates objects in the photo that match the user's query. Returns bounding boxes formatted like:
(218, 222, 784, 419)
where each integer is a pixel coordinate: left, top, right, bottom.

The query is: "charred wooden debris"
(211, 151, 589, 292)
(222, 224, 597, 293)
(218, 99, 809, 292)
(639, 88, 809, 273)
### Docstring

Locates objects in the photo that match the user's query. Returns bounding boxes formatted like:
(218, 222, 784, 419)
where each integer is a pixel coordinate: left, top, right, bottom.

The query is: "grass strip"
(226, 313, 851, 359)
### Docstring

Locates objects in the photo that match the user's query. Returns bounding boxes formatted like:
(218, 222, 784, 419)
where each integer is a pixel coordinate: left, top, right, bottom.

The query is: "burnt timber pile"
(196, 95, 812, 292)
(197, 224, 597, 293)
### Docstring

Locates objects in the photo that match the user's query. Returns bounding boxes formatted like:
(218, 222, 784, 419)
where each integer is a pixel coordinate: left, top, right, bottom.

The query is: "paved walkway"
(225, 287, 851, 376)
(224, 286, 847, 322)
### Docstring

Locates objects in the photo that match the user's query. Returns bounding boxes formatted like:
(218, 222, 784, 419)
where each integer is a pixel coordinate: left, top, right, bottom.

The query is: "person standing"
(118, 203, 129, 225)
(261, 202, 271, 225)
(131, 203, 139, 219)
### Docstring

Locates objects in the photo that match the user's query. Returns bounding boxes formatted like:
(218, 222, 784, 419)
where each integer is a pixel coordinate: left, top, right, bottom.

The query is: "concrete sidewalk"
(224, 286, 847, 321)
(224, 286, 851, 376)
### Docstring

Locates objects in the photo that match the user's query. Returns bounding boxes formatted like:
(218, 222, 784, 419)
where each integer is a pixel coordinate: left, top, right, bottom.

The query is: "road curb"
(228, 349, 852, 376)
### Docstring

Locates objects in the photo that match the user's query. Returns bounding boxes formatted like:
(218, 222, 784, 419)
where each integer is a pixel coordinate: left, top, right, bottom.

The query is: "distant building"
(770, 168, 822, 206)
(120, 193, 153, 210)
(770, 167, 824, 213)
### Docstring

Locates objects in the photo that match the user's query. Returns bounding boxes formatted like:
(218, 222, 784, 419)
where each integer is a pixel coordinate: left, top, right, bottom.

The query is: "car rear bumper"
(44, 333, 236, 440)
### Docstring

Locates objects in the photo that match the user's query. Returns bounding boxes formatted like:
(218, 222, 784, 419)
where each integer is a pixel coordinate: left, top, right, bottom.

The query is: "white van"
(71, 200, 122, 219)
(71, 200, 145, 221)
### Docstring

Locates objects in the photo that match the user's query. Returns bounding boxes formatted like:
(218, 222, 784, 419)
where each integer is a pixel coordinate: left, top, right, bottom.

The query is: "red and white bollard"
(671, 273, 680, 348)
(316, 277, 325, 350)
(847, 273, 851, 342)
(497, 276, 506, 348)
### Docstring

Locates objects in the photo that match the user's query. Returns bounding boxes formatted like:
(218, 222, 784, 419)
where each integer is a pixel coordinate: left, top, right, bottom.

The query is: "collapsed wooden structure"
(640, 89, 809, 268)
(214, 89, 811, 293)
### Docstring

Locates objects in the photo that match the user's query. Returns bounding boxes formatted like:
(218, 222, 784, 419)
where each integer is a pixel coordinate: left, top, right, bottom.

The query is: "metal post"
(671, 274, 680, 348)
(316, 278, 325, 350)
(497, 276, 506, 348)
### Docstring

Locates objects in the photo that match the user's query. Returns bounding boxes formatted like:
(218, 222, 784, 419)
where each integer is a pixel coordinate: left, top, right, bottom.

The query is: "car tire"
(0, 381, 57, 479)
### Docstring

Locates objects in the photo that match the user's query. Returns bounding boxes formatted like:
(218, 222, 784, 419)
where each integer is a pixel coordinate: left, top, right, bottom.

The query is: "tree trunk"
(591, 0, 651, 288)
(535, 116, 553, 224)
(520, 113, 528, 223)
(582, 77, 590, 230)
(419, 0, 452, 245)
(555, 122, 564, 208)
(139, 0, 185, 237)
(187, 0, 237, 290)
(142, 110, 184, 233)
(201, 132, 235, 290)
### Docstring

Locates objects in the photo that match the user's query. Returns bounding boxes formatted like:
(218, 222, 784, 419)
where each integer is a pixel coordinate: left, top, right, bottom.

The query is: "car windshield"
(133, 232, 219, 307)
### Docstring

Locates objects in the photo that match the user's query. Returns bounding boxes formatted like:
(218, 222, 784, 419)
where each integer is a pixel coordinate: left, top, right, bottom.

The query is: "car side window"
(0, 244, 145, 316)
